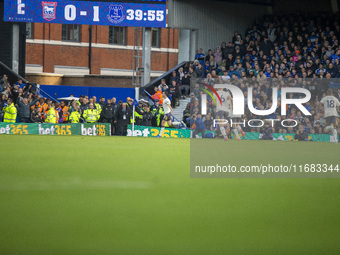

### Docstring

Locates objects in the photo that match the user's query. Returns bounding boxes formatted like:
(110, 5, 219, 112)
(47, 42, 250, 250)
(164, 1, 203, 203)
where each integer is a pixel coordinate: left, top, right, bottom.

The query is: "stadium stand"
(1, 13, 340, 138)
(175, 12, 340, 138)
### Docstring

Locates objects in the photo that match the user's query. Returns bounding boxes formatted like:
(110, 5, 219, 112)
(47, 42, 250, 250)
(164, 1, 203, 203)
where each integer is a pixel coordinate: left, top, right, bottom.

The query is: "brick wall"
(26, 24, 179, 75)
(26, 74, 158, 88)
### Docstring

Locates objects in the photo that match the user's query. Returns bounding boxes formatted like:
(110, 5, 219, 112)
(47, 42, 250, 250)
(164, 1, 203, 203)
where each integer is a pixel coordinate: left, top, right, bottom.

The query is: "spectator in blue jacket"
(228, 66, 240, 78)
(191, 113, 206, 138)
(195, 48, 205, 66)
(15, 79, 26, 89)
(204, 61, 212, 77)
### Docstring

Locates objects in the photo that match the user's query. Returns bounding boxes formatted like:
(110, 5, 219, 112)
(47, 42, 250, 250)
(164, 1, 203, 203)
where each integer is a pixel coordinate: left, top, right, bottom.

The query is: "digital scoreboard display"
(4, 0, 167, 27)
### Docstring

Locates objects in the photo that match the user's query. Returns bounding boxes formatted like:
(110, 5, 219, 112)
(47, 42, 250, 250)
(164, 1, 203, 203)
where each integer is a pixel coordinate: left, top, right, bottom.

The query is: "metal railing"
(0, 60, 27, 84)
(139, 61, 190, 97)
(0, 60, 59, 102)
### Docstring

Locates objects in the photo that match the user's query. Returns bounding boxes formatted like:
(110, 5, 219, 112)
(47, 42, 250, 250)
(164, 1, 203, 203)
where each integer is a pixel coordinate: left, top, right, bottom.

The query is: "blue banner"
(4, 0, 167, 27)
(39, 84, 134, 102)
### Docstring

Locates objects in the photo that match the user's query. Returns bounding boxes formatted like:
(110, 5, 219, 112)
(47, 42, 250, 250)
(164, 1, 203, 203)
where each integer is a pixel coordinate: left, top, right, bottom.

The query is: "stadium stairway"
(173, 98, 189, 122)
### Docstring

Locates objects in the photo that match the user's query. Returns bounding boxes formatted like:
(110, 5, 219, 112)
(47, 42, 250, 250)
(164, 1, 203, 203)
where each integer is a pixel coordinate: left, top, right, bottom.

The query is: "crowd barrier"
(127, 125, 192, 138)
(127, 125, 334, 142)
(0, 123, 111, 136)
(0, 123, 334, 142)
(243, 132, 333, 142)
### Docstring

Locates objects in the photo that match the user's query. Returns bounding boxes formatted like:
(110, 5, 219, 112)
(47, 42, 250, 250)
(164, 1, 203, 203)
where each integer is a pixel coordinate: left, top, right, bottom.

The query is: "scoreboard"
(4, 0, 167, 27)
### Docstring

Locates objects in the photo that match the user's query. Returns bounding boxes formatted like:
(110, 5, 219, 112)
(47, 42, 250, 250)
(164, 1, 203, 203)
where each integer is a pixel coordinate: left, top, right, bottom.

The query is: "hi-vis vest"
(45, 108, 57, 123)
(83, 109, 98, 123)
(151, 107, 157, 116)
(69, 111, 81, 123)
(31, 102, 41, 111)
(3, 103, 17, 123)
(40, 103, 48, 114)
(130, 108, 143, 124)
(95, 103, 102, 114)
(157, 107, 164, 126)
(61, 106, 69, 122)
(135, 108, 143, 120)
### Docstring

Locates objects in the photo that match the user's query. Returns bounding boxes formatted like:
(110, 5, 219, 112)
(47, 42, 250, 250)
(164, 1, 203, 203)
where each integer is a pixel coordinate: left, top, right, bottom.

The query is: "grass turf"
(0, 135, 339, 254)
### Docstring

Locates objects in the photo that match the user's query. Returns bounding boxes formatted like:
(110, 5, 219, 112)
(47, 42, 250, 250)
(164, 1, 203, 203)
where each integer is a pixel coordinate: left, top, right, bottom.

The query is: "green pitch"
(0, 135, 340, 254)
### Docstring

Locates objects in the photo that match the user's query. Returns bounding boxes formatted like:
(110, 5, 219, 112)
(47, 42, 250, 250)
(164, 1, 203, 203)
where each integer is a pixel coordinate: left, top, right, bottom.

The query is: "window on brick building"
(62, 24, 81, 42)
(26, 23, 33, 39)
(109, 27, 126, 45)
(152, 28, 160, 48)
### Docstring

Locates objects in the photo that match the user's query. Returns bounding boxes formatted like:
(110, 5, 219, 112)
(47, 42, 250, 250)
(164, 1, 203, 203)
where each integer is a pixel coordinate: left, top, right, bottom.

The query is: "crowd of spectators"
(2, 12, 340, 139)
(178, 13, 340, 138)
(149, 69, 190, 109)
(0, 75, 169, 136)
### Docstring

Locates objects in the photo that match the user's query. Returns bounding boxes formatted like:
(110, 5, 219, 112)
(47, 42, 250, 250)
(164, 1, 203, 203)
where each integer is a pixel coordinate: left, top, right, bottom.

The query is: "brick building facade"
(25, 23, 179, 86)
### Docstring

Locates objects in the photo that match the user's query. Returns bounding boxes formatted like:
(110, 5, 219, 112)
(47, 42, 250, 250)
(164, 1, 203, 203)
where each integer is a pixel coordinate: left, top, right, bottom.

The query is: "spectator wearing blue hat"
(228, 66, 240, 78)
(195, 48, 205, 66)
